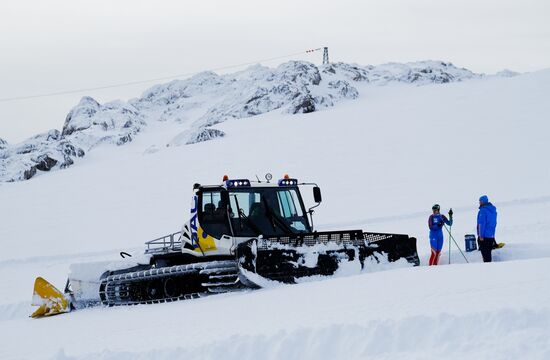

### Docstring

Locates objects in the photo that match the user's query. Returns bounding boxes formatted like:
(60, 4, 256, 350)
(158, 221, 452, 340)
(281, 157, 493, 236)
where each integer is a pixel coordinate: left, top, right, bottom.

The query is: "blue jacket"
(428, 214, 452, 233)
(477, 203, 497, 238)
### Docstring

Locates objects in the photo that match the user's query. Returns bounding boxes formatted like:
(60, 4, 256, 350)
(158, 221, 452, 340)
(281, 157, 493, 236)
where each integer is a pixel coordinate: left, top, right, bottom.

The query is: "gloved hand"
(448, 208, 453, 218)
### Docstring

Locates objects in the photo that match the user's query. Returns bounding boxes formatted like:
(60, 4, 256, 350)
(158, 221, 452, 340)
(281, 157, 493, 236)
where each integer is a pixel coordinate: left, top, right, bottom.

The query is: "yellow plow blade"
(31, 277, 70, 318)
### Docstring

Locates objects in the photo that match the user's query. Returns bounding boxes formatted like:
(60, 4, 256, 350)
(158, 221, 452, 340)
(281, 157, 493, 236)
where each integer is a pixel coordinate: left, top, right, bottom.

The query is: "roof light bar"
(225, 179, 251, 187)
(278, 178, 298, 186)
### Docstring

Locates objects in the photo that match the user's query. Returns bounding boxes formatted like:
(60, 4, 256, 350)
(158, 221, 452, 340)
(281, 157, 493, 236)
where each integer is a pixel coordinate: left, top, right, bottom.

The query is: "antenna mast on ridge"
(323, 47, 329, 65)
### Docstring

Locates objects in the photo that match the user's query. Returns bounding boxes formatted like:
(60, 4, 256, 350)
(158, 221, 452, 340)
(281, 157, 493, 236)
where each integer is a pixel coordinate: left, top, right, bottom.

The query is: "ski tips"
(31, 277, 70, 318)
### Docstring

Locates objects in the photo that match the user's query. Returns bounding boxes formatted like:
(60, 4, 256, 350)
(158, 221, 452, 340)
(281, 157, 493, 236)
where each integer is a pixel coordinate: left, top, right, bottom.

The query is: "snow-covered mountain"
(0, 60, 481, 182)
(0, 63, 549, 360)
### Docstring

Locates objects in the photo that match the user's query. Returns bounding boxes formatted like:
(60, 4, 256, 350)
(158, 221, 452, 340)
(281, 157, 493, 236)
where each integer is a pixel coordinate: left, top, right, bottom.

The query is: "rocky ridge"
(1, 60, 483, 182)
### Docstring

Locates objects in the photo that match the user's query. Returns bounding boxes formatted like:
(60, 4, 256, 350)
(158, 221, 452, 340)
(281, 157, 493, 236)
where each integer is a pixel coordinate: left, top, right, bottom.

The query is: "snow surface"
(0, 65, 549, 360)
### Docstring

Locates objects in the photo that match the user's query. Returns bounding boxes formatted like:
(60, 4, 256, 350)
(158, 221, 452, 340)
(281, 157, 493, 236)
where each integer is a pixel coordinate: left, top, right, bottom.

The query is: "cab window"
(277, 189, 307, 231)
(199, 190, 230, 238)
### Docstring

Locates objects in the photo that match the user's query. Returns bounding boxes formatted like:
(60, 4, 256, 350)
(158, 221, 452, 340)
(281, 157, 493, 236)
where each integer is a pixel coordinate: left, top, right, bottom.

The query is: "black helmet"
(432, 204, 440, 211)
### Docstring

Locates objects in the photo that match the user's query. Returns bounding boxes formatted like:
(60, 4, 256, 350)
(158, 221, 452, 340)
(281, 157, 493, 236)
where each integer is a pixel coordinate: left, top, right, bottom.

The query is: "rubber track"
(100, 260, 241, 306)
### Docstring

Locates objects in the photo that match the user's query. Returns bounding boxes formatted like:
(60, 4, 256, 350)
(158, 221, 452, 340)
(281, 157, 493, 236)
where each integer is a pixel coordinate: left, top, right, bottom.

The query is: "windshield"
(198, 187, 311, 238)
(229, 187, 311, 237)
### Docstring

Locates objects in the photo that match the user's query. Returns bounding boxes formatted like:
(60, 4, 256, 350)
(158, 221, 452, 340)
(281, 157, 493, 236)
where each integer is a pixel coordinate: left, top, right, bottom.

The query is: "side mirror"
(313, 186, 322, 203)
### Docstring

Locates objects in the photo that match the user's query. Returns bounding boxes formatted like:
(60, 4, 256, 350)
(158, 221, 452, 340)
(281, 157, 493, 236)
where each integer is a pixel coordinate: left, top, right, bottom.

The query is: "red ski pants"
(429, 248, 441, 266)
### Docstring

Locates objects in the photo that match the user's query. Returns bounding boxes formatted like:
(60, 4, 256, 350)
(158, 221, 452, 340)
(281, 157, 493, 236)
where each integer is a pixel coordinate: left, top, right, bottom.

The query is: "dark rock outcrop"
(35, 155, 58, 171)
(186, 128, 226, 145)
(23, 166, 37, 180)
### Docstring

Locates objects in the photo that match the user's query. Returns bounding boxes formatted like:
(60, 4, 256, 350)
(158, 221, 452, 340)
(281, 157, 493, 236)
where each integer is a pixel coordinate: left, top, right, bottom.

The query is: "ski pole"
(448, 208, 453, 265)
(443, 225, 469, 263)
(446, 226, 469, 263)
(448, 224, 452, 265)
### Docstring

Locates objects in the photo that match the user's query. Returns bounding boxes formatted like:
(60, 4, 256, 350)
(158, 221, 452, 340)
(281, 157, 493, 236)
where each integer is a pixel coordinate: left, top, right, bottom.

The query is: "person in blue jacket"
(477, 195, 498, 262)
(428, 204, 453, 265)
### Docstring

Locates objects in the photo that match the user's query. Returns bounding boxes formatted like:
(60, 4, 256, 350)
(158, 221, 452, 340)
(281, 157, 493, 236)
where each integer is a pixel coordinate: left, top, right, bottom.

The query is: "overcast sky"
(1, 0, 549, 142)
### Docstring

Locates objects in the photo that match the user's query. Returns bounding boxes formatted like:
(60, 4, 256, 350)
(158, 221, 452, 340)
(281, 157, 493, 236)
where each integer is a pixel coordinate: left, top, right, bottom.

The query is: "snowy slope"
(0, 60, 479, 182)
(3, 259, 550, 360)
(0, 66, 549, 360)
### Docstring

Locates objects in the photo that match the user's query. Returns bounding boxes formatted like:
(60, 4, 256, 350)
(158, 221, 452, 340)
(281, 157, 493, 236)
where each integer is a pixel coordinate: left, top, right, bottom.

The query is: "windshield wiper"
(234, 195, 262, 236)
(261, 197, 294, 233)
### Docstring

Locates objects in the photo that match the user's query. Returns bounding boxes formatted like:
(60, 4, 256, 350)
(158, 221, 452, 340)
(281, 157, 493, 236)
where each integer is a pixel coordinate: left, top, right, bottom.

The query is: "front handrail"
(144, 231, 182, 254)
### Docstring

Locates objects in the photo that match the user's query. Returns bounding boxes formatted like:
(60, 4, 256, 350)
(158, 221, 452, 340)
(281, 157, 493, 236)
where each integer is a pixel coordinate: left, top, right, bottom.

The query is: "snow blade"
(31, 277, 70, 318)
(237, 230, 419, 285)
(363, 232, 420, 265)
